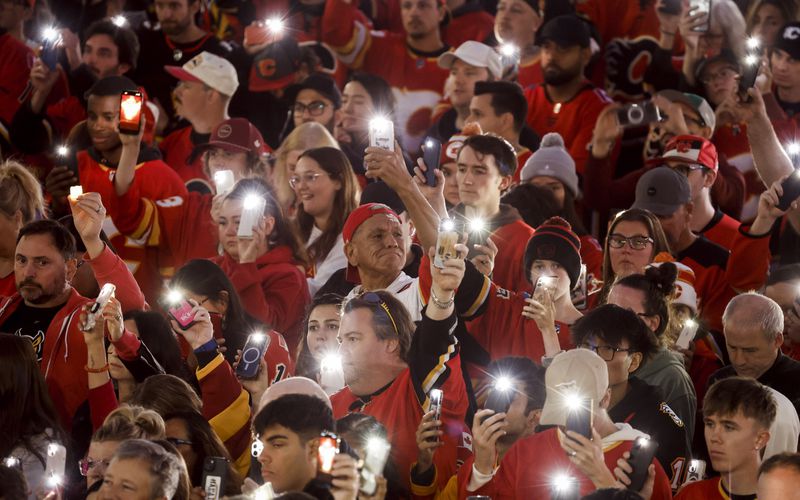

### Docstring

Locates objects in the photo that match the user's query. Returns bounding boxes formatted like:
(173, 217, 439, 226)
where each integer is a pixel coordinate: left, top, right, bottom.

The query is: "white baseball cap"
(437, 41, 503, 80)
(165, 51, 239, 97)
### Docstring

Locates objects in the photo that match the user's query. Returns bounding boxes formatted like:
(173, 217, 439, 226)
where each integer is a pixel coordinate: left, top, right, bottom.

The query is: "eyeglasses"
(289, 172, 324, 189)
(578, 342, 631, 362)
(292, 101, 328, 116)
(346, 292, 399, 336)
(607, 234, 654, 250)
(700, 67, 738, 85)
(671, 163, 706, 177)
(78, 458, 111, 476)
(166, 437, 193, 447)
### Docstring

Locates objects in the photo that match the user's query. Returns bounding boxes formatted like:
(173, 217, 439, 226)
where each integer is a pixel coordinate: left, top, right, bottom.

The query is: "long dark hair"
(347, 72, 397, 123)
(163, 411, 242, 495)
(295, 293, 344, 379)
(170, 259, 263, 361)
(295, 147, 360, 263)
(224, 178, 308, 267)
(0, 335, 66, 466)
(123, 309, 192, 382)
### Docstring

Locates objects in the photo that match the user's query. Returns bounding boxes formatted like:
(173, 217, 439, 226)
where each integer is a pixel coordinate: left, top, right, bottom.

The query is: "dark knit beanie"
(523, 216, 582, 288)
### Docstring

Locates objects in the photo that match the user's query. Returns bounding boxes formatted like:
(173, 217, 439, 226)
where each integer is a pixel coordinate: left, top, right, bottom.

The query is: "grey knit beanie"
(520, 133, 579, 198)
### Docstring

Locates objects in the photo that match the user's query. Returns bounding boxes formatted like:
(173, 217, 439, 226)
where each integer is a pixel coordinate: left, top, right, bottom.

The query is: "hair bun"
(540, 132, 565, 149)
(644, 261, 678, 293)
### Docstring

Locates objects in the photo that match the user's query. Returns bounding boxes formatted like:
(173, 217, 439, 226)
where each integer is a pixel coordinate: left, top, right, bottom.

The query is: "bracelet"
(85, 363, 109, 373)
(430, 289, 455, 309)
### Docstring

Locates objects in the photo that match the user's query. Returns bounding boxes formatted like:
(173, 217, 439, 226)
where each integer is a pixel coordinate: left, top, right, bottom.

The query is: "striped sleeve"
(409, 312, 459, 404)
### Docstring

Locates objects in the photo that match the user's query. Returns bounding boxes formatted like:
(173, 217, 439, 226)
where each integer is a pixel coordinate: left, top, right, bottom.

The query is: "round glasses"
(289, 172, 324, 189)
(607, 234, 654, 250)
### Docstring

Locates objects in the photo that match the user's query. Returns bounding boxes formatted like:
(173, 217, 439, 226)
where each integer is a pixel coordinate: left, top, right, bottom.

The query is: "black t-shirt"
(1, 302, 64, 361)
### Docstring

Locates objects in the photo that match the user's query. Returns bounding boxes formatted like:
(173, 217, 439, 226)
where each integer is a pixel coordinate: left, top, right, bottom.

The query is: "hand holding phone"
(359, 438, 391, 495)
(566, 397, 593, 439)
(317, 431, 340, 483)
(119, 91, 143, 135)
(626, 437, 659, 492)
(421, 137, 441, 187)
(427, 389, 443, 442)
(81, 283, 116, 332)
(236, 332, 270, 379)
(434, 219, 459, 269)
(777, 170, 800, 211)
(369, 117, 394, 151)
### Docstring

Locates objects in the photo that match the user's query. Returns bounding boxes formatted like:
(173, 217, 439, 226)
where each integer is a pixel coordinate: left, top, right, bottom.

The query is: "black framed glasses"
(607, 234, 654, 250)
(578, 342, 631, 362)
(78, 458, 110, 476)
(345, 292, 399, 336)
(166, 437, 193, 447)
(292, 101, 328, 116)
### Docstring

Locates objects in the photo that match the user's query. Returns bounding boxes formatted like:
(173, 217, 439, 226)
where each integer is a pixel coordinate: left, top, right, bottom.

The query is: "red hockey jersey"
(675, 477, 730, 500)
(159, 125, 210, 190)
(524, 83, 611, 174)
(322, 0, 450, 152)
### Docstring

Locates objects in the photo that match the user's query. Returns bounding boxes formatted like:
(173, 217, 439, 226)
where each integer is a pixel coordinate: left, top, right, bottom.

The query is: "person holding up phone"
(461, 348, 673, 499)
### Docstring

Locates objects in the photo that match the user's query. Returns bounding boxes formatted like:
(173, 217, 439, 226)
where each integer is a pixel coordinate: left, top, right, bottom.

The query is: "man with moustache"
(0, 220, 91, 430)
(523, 14, 611, 175)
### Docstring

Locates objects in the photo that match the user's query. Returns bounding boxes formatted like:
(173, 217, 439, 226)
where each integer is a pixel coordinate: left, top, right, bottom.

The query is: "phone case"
(616, 102, 661, 128)
(675, 320, 699, 350)
(689, 0, 711, 32)
(317, 432, 340, 482)
(777, 171, 800, 211)
(119, 91, 143, 135)
(434, 220, 459, 269)
(237, 196, 266, 239)
(202, 457, 228, 500)
(738, 56, 761, 99)
(45, 443, 67, 488)
(236, 333, 270, 379)
(533, 276, 558, 303)
(213, 170, 235, 194)
(169, 300, 196, 330)
(422, 137, 442, 187)
(428, 389, 443, 442)
(360, 438, 391, 495)
(82, 283, 117, 331)
(369, 119, 394, 150)
(627, 438, 659, 492)
(566, 398, 593, 439)
(41, 40, 59, 70)
(484, 387, 514, 418)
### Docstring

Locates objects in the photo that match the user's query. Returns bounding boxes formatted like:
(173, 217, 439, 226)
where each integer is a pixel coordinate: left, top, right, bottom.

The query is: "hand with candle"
(69, 192, 107, 259)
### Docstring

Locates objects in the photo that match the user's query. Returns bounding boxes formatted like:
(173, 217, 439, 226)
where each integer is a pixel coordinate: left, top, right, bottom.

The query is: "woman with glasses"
(0, 335, 66, 500)
(598, 208, 671, 307)
(162, 410, 242, 496)
(212, 178, 310, 351)
(292, 146, 361, 296)
(605, 262, 698, 445)
(80, 406, 165, 496)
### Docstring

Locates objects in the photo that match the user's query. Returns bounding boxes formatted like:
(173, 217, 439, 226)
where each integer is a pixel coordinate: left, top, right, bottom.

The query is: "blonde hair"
(712, 0, 748, 58)
(0, 160, 45, 222)
(93, 405, 166, 443)
(272, 122, 340, 213)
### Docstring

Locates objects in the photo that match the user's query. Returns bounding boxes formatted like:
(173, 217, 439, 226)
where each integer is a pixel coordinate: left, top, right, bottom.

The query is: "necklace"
(163, 33, 213, 62)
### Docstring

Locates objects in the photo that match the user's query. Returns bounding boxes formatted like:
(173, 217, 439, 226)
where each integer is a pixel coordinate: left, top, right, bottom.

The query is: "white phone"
(45, 442, 67, 488)
(238, 194, 266, 239)
(675, 319, 699, 350)
(82, 283, 116, 331)
(368, 117, 394, 150)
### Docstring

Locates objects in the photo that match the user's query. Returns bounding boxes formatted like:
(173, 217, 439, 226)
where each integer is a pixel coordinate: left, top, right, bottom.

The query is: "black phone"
(202, 456, 228, 500)
(566, 397, 593, 439)
(118, 90, 143, 135)
(626, 437, 659, 492)
(422, 137, 441, 187)
(738, 55, 760, 101)
(482, 384, 514, 423)
(658, 0, 681, 15)
(777, 170, 800, 211)
(41, 38, 59, 70)
(616, 101, 661, 128)
(236, 333, 270, 379)
(428, 389, 443, 442)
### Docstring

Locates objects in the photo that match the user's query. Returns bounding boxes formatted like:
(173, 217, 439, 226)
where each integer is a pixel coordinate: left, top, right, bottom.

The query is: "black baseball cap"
(284, 73, 342, 109)
(249, 38, 301, 93)
(535, 15, 591, 48)
(773, 22, 800, 60)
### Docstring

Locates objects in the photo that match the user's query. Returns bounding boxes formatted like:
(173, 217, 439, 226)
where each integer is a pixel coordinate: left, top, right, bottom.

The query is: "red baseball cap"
(649, 134, 719, 172)
(193, 118, 271, 158)
(343, 203, 400, 284)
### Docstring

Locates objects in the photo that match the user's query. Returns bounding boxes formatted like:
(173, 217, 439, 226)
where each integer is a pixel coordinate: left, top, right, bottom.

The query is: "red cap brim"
(164, 66, 203, 83)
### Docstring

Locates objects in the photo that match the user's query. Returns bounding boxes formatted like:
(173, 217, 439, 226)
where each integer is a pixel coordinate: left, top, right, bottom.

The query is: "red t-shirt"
(524, 83, 611, 174)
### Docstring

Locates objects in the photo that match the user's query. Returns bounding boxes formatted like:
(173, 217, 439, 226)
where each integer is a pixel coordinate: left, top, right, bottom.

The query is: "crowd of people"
(2, 0, 800, 498)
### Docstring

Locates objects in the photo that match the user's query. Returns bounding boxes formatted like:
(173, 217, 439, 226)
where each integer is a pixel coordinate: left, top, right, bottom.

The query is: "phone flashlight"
(787, 142, 800, 156)
(552, 473, 575, 492)
(746, 36, 760, 51)
(368, 116, 394, 150)
(213, 170, 235, 194)
(56, 145, 69, 157)
(42, 26, 59, 42)
(499, 43, 518, 58)
(238, 194, 266, 239)
(675, 318, 699, 350)
(317, 431, 340, 478)
(494, 376, 512, 392)
(320, 353, 345, 394)
(4, 457, 19, 468)
(265, 17, 284, 33)
(166, 289, 183, 304)
(68, 185, 83, 201)
(253, 483, 276, 500)
(111, 15, 127, 27)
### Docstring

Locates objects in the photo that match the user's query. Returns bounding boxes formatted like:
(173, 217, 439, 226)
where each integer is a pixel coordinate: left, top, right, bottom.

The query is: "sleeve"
(195, 351, 253, 478)
(711, 159, 746, 221)
(408, 311, 460, 404)
(321, 0, 375, 69)
(726, 225, 771, 292)
(87, 379, 119, 431)
(115, 334, 167, 383)
(457, 455, 503, 498)
(572, 97, 611, 173)
(86, 243, 146, 312)
(643, 47, 682, 91)
(9, 100, 52, 154)
(419, 257, 491, 320)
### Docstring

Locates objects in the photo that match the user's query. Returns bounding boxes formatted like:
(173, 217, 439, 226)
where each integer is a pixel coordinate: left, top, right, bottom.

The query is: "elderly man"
(709, 293, 800, 414)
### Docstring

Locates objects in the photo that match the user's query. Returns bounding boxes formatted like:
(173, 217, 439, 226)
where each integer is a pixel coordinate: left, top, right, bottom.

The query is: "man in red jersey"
(161, 51, 239, 192)
(331, 246, 469, 491)
(524, 14, 611, 175)
(322, 0, 450, 152)
(676, 377, 775, 500)
(460, 348, 672, 499)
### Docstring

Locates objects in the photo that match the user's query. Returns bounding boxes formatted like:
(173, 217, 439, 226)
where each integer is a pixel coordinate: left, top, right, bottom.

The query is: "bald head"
(723, 293, 784, 342)
(257, 376, 332, 413)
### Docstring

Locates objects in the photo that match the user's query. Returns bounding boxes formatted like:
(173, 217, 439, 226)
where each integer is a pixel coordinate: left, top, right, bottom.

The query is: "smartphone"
(466, 218, 488, 260)
(533, 276, 558, 303)
(421, 137, 441, 187)
(238, 195, 266, 239)
(616, 101, 661, 128)
(777, 169, 800, 211)
(82, 283, 116, 332)
(359, 438, 391, 495)
(317, 431, 340, 483)
(434, 218, 459, 269)
(319, 353, 346, 394)
(566, 397, 593, 439)
(738, 54, 760, 101)
(658, 0, 681, 14)
(684, 459, 706, 484)
(41, 38, 60, 70)
(689, 0, 711, 32)
(627, 437, 659, 492)
(369, 117, 394, 151)
(213, 170, 235, 194)
(45, 443, 67, 489)
(202, 457, 228, 500)
(428, 389, 443, 442)
(675, 319, 699, 350)
(482, 383, 514, 423)
(236, 333, 270, 379)
(119, 91, 143, 135)
(570, 264, 588, 310)
(167, 297, 197, 330)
